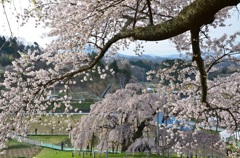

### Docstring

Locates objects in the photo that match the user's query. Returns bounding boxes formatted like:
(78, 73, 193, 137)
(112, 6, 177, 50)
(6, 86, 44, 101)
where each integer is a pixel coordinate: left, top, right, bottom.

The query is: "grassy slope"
(3, 140, 42, 158)
(28, 114, 83, 134)
(36, 148, 79, 158)
(29, 135, 71, 145)
(46, 101, 93, 113)
(36, 149, 170, 158)
(31, 136, 173, 158)
(6, 139, 176, 158)
(6, 139, 32, 149)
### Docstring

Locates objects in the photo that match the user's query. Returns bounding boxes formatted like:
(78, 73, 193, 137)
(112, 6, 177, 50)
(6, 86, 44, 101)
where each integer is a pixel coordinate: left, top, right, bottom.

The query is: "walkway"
(11, 135, 76, 151)
(11, 135, 119, 154)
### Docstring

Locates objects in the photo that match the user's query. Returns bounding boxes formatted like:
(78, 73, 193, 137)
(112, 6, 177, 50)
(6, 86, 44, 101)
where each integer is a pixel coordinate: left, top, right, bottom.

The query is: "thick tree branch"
(34, 31, 132, 96)
(129, 0, 240, 41)
(190, 28, 208, 105)
(65, 0, 240, 76)
(35, 0, 240, 95)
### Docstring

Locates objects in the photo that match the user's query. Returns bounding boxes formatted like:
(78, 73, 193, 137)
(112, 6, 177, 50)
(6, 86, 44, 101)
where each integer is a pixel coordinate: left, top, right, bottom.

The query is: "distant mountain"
(162, 53, 188, 59)
(115, 53, 166, 63)
(163, 54, 181, 59)
(113, 53, 194, 63)
(18, 37, 33, 46)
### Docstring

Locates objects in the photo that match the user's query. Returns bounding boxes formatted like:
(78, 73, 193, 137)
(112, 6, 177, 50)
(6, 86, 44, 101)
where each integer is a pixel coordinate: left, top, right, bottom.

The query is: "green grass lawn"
(29, 136, 176, 158)
(6, 139, 32, 149)
(36, 148, 80, 158)
(3, 139, 42, 158)
(7, 135, 180, 158)
(28, 135, 71, 146)
(29, 114, 83, 134)
(7, 137, 163, 158)
(36, 148, 173, 158)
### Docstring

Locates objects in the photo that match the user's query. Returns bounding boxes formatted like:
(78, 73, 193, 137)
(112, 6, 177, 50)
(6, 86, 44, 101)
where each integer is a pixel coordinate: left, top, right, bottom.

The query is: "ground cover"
(4, 135, 182, 158)
(28, 135, 71, 146)
(0, 139, 42, 158)
(27, 136, 176, 158)
(36, 148, 79, 158)
(28, 114, 83, 134)
(36, 148, 177, 158)
(24, 135, 178, 158)
(0, 114, 82, 157)
(46, 101, 93, 113)
(7, 139, 32, 149)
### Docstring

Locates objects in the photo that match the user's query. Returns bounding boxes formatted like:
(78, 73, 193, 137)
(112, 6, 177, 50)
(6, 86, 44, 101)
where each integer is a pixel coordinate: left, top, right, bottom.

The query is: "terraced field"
(1, 147, 41, 158)
(0, 140, 41, 158)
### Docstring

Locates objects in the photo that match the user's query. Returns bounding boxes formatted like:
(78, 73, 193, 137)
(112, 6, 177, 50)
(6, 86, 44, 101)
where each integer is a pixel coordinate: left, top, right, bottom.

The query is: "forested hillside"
(0, 35, 238, 99)
(0, 36, 41, 66)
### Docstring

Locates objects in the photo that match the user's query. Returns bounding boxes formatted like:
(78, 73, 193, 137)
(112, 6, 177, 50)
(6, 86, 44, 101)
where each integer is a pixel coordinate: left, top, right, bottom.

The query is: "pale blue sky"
(0, 1, 239, 57)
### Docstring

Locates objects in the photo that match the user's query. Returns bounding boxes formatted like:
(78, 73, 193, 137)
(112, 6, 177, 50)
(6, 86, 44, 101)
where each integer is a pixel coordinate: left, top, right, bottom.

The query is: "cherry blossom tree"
(70, 83, 166, 151)
(0, 0, 240, 156)
(69, 83, 227, 156)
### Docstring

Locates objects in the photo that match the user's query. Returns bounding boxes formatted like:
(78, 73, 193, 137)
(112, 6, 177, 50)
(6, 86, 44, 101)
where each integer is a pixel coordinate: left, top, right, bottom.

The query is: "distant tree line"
(130, 60, 160, 82)
(0, 36, 41, 66)
(109, 60, 131, 88)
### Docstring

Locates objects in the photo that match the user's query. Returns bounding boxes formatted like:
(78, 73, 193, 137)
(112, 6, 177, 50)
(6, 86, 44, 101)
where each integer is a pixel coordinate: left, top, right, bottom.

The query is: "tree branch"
(146, 0, 153, 25)
(190, 28, 208, 105)
(128, 0, 240, 41)
(133, 0, 140, 28)
(34, 0, 240, 95)
(2, 1, 13, 37)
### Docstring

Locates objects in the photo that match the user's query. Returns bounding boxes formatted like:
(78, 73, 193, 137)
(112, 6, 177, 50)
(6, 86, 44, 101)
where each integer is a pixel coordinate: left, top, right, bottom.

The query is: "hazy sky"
(0, 1, 239, 57)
